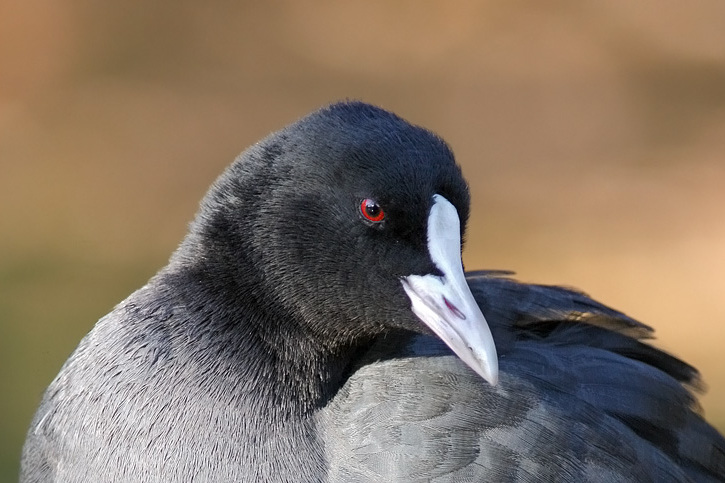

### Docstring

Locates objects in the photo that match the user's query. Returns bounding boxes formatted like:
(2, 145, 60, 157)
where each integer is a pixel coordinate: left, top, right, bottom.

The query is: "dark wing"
(466, 270, 699, 387)
(319, 272, 725, 482)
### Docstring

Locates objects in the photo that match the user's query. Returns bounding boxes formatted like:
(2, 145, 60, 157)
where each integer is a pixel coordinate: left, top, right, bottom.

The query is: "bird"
(21, 101, 725, 482)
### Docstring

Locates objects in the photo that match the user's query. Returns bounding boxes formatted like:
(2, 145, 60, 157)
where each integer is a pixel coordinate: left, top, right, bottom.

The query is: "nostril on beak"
(443, 297, 466, 320)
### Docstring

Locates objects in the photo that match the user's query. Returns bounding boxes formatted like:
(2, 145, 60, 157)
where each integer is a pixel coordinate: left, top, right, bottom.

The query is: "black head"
(173, 101, 472, 350)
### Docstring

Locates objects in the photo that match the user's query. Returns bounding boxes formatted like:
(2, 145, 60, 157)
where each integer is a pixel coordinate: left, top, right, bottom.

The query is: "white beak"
(401, 195, 499, 385)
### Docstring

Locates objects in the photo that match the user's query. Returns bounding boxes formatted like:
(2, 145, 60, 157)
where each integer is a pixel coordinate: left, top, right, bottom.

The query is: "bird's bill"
(401, 195, 499, 385)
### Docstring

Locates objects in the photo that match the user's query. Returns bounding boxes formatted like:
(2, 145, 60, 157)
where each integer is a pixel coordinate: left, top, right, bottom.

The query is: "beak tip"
(488, 372, 499, 387)
(476, 362, 499, 387)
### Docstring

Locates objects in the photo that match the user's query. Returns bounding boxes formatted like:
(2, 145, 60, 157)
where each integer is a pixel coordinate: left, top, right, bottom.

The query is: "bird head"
(176, 101, 498, 385)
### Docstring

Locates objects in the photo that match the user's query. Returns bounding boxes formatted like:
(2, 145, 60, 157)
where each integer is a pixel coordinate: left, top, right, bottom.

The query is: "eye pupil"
(361, 199, 385, 222)
(366, 204, 380, 216)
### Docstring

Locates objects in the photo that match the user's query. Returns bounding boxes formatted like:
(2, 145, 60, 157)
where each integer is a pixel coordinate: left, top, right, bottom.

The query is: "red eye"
(360, 199, 385, 222)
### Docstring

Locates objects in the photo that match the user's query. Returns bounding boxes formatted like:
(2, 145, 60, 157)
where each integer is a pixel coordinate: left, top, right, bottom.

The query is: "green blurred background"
(2, 1, 725, 480)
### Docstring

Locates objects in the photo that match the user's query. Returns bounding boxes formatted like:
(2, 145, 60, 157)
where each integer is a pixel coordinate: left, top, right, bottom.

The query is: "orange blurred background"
(2, 1, 724, 479)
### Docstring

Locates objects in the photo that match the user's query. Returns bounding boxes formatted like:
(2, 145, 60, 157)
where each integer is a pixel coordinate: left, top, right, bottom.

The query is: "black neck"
(157, 266, 367, 420)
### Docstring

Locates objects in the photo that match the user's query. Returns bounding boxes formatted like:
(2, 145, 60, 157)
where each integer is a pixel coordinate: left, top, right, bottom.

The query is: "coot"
(21, 102, 725, 482)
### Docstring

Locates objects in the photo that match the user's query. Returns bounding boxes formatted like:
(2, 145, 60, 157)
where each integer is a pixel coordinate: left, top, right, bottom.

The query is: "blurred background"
(2, 1, 725, 480)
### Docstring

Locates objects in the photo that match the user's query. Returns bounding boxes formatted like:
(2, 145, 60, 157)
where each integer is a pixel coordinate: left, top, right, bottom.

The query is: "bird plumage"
(322, 272, 725, 481)
(21, 102, 725, 482)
